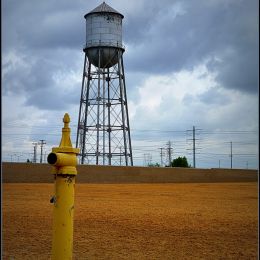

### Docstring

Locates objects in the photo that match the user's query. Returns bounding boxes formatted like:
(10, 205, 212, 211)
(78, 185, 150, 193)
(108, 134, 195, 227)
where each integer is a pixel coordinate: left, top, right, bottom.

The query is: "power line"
(2, 125, 258, 169)
(2, 126, 258, 134)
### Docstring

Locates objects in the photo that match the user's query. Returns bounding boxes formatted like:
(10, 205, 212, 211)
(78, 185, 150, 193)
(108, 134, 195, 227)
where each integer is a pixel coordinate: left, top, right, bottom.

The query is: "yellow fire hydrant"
(48, 113, 80, 260)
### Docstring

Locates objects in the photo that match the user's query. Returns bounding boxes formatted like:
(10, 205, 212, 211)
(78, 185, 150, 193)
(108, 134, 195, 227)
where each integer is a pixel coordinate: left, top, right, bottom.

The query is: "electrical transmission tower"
(159, 147, 165, 167)
(38, 140, 46, 163)
(166, 141, 173, 167)
(32, 142, 38, 163)
(143, 153, 152, 166)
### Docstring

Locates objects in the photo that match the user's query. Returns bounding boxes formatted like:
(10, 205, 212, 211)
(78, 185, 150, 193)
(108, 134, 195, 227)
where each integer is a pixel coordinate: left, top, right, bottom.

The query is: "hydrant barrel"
(51, 176, 75, 260)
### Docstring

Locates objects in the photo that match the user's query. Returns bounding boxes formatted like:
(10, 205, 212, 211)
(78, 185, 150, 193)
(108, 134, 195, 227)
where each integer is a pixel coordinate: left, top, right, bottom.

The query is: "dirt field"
(2, 183, 258, 259)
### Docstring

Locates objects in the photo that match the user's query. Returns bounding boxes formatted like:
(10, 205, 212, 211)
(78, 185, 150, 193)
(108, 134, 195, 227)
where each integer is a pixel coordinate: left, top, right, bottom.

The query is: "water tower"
(76, 2, 133, 166)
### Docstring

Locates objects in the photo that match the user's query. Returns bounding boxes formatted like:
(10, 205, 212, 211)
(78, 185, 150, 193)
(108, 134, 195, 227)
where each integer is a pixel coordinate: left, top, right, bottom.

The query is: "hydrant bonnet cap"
(63, 113, 70, 124)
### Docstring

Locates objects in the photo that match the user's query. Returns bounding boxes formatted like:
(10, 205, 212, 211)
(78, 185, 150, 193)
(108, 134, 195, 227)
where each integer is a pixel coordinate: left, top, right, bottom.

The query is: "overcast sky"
(2, 0, 259, 168)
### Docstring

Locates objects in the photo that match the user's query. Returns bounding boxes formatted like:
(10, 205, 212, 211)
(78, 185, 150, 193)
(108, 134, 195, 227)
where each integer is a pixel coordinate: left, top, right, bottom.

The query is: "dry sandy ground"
(2, 183, 258, 259)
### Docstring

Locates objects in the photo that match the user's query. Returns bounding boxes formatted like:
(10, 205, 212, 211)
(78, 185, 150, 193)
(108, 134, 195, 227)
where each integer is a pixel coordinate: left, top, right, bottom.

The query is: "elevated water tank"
(84, 2, 124, 68)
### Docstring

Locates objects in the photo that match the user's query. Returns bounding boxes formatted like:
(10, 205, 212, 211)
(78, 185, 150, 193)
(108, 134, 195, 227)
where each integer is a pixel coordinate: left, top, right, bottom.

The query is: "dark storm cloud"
(2, 0, 110, 111)
(24, 86, 79, 110)
(196, 88, 230, 106)
(2, 0, 92, 110)
(123, 0, 259, 93)
(2, 0, 88, 51)
(206, 48, 258, 92)
(2, 47, 82, 110)
(2, 0, 259, 114)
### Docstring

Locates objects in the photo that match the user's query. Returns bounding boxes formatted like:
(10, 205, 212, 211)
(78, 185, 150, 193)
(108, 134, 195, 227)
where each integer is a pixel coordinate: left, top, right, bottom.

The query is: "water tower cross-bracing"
(76, 2, 133, 166)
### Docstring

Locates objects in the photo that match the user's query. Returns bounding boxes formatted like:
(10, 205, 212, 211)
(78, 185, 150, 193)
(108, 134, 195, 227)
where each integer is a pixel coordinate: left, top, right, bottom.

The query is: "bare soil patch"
(2, 183, 258, 259)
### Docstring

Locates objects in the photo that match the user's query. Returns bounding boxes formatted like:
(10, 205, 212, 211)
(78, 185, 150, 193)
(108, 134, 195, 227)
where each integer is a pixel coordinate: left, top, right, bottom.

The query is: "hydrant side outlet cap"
(48, 153, 58, 164)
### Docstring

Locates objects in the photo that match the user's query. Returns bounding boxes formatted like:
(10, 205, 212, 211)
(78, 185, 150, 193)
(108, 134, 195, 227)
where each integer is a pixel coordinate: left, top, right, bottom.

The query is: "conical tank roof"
(84, 2, 124, 18)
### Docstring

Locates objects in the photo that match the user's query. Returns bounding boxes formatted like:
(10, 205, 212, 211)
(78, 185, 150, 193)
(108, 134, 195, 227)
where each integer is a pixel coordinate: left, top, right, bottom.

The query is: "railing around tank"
(83, 40, 125, 49)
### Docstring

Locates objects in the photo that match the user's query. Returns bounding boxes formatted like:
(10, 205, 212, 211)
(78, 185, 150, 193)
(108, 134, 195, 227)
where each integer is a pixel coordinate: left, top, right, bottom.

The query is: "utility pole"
(39, 140, 46, 163)
(219, 159, 220, 168)
(246, 161, 248, 169)
(159, 147, 164, 167)
(230, 141, 233, 169)
(32, 142, 38, 163)
(166, 141, 173, 167)
(193, 126, 196, 168)
(186, 126, 201, 168)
